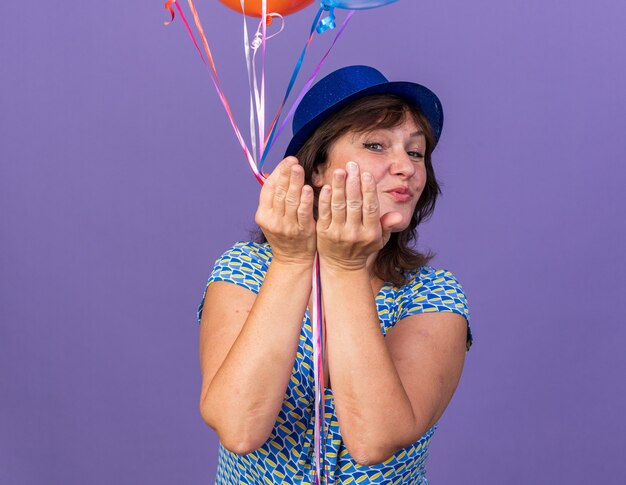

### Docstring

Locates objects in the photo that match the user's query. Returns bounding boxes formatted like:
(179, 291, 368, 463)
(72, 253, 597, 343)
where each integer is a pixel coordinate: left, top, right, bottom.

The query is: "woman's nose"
(390, 151, 416, 178)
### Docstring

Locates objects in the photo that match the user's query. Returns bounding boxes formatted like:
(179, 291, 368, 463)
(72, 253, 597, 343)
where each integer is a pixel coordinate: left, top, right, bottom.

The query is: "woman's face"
(311, 115, 427, 232)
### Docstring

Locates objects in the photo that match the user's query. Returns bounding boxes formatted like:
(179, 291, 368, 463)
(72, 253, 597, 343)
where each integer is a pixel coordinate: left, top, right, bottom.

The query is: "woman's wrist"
(318, 258, 371, 279)
(269, 256, 315, 274)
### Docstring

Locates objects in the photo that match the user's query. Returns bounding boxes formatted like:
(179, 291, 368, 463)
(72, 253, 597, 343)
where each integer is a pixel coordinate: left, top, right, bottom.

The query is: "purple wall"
(1, 1, 625, 483)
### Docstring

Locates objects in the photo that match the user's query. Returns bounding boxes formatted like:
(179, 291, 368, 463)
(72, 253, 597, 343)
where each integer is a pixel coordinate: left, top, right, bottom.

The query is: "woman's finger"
(330, 169, 347, 226)
(284, 164, 304, 220)
(297, 185, 315, 228)
(258, 169, 276, 212)
(345, 161, 363, 227)
(361, 171, 380, 229)
(317, 184, 332, 230)
(273, 157, 297, 215)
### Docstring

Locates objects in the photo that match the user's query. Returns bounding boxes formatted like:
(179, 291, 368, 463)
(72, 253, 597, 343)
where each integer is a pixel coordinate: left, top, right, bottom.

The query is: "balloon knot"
(317, 7, 336, 33)
(251, 32, 263, 49)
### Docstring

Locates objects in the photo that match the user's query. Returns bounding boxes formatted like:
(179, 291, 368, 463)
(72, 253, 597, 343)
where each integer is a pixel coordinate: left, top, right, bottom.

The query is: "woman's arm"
(199, 262, 312, 455)
(199, 158, 316, 454)
(317, 162, 467, 465)
(320, 269, 467, 465)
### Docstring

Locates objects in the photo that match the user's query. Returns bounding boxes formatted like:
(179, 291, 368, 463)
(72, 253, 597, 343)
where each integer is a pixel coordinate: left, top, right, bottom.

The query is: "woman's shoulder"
(198, 242, 271, 323)
(216, 241, 273, 266)
(397, 264, 472, 349)
(397, 265, 470, 319)
(207, 241, 273, 290)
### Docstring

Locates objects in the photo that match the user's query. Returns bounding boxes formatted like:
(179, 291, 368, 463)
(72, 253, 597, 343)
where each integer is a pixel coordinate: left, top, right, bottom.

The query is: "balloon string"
(185, 0, 220, 82)
(186, 0, 263, 181)
(311, 253, 326, 484)
(165, 3, 347, 479)
(259, 7, 323, 169)
(262, 10, 355, 166)
(243, 5, 285, 164)
(170, 2, 205, 64)
(250, 7, 267, 162)
(259, 0, 267, 160)
(253, 13, 285, 159)
(166, 0, 264, 183)
(240, 0, 259, 164)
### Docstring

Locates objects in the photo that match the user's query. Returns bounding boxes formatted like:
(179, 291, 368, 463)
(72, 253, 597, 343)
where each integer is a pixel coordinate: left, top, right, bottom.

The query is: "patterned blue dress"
(198, 242, 472, 485)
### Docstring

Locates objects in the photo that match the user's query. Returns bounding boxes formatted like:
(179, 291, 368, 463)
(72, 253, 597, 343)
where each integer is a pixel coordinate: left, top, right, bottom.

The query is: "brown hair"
(257, 94, 442, 286)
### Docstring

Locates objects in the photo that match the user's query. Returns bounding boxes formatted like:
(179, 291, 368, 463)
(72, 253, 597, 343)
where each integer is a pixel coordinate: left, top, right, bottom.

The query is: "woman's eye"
(408, 151, 425, 159)
(363, 142, 384, 151)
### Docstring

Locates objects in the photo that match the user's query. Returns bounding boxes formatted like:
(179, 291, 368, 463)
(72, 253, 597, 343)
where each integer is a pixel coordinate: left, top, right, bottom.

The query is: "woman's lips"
(385, 187, 414, 202)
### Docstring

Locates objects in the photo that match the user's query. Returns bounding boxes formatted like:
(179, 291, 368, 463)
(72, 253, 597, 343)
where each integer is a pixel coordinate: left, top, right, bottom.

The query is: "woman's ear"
(311, 165, 325, 188)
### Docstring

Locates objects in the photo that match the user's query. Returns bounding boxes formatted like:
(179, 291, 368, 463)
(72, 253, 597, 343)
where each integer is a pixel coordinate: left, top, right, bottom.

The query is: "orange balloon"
(219, 0, 316, 18)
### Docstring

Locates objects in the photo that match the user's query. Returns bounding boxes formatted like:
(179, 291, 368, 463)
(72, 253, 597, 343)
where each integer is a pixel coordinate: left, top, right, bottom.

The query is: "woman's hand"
(255, 157, 317, 266)
(316, 161, 402, 272)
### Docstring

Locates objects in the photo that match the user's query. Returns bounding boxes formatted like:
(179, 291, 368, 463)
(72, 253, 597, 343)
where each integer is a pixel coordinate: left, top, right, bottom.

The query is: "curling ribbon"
(259, 6, 323, 169)
(243, 5, 284, 163)
(165, 0, 265, 183)
(311, 253, 327, 485)
(240, 1, 260, 163)
(186, 0, 266, 182)
(261, 9, 355, 166)
(260, 8, 354, 168)
(164, 0, 176, 25)
(164, 4, 357, 480)
(258, 1, 267, 161)
(240, 0, 267, 162)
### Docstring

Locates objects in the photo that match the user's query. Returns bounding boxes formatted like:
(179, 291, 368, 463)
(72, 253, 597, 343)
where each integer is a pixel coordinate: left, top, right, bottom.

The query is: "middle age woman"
(198, 65, 473, 484)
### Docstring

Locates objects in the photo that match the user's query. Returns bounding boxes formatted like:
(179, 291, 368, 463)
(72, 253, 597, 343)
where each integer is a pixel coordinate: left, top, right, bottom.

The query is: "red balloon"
(219, 0, 315, 17)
